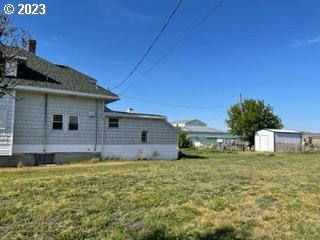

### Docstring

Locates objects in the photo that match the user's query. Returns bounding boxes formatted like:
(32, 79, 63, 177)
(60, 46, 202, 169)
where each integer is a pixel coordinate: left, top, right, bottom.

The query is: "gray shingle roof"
(2, 48, 118, 100)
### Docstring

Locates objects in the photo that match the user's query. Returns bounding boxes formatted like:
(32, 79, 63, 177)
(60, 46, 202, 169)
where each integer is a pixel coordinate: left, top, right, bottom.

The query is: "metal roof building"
(172, 119, 237, 147)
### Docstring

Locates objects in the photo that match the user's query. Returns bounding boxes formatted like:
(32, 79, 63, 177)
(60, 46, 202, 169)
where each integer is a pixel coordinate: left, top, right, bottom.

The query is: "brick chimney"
(28, 39, 37, 54)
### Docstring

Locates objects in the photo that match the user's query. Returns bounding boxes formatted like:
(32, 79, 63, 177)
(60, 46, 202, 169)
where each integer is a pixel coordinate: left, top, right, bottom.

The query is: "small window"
(69, 115, 79, 130)
(109, 118, 119, 128)
(53, 114, 63, 130)
(141, 131, 148, 143)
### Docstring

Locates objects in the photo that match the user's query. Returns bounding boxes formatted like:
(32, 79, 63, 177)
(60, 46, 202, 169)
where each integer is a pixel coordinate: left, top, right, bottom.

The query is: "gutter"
(15, 85, 119, 102)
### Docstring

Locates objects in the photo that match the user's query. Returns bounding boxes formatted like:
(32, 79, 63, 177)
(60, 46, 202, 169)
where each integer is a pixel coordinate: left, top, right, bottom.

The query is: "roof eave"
(104, 111, 166, 120)
(15, 85, 119, 101)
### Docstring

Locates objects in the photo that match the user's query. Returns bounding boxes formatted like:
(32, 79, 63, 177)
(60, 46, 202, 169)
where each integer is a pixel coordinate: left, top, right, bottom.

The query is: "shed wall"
(255, 130, 274, 152)
(274, 133, 301, 152)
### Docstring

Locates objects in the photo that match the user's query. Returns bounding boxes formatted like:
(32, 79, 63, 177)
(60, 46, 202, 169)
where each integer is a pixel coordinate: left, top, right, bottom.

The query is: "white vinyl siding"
(0, 109, 7, 130)
(13, 91, 104, 146)
(0, 92, 15, 156)
(103, 117, 177, 145)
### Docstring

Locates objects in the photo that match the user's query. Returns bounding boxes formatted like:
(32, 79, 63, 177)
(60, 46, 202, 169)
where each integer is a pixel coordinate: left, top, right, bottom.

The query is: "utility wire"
(120, 0, 225, 94)
(111, 0, 183, 91)
(120, 94, 230, 109)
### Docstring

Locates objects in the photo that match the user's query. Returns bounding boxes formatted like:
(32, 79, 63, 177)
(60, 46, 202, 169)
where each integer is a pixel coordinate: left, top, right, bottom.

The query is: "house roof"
(171, 119, 205, 125)
(2, 48, 119, 101)
(171, 119, 195, 125)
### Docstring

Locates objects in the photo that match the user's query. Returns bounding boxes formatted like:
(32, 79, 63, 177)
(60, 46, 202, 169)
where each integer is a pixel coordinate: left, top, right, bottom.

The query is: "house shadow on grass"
(140, 226, 250, 240)
(178, 151, 207, 160)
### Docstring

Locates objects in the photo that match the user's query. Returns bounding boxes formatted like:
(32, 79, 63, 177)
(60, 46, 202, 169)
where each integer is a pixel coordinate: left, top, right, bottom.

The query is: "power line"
(111, 0, 183, 91)
(120, 0, 225, 94)
(120, 94, 230, 109)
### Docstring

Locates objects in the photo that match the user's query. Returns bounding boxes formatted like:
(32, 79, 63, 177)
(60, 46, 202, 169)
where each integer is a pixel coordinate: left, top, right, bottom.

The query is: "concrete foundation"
(0, 152, 101, 167)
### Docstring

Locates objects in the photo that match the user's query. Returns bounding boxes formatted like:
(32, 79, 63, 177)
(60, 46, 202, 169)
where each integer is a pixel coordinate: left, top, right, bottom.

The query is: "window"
(52, 114, 63, 130)
(109, 118, 119, 128)
(141, 131, 148, 143)
(68, 115, 79, 130)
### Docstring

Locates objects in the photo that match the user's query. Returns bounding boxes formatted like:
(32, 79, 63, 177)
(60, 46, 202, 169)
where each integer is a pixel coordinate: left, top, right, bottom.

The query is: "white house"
(255, 129, 301, 152)
(0, 40, 178, 166)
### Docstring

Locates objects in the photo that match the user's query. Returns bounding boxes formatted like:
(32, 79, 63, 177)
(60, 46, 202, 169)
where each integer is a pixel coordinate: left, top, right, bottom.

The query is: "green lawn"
(0, 150, 319, 240)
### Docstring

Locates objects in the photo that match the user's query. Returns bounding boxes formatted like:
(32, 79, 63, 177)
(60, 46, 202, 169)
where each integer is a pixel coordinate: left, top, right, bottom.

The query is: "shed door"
(259, 135, 269, 151)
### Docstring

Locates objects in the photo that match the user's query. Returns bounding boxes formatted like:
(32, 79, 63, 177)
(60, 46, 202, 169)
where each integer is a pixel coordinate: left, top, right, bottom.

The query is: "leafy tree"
(226, 99, 283, 145)
(0, 13, 29, 96)
(177, 126, 193, 149)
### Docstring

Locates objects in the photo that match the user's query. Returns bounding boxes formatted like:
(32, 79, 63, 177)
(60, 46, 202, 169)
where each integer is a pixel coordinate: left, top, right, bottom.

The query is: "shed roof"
(260, 129, 301, 134)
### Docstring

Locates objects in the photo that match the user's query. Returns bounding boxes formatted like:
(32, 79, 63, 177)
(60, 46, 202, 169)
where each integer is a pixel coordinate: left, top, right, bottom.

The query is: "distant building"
(171, 119, 237, 147)
(255, 129, 302, 152)
(301, 132, 320, 149)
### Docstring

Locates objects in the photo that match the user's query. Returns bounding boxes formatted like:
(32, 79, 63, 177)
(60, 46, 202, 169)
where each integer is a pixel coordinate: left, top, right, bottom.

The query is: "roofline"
(256, 129, 301, 134)
(104, 111, 166, 120)
(15, 85, 119, 101)
(103, 111, 179, 133)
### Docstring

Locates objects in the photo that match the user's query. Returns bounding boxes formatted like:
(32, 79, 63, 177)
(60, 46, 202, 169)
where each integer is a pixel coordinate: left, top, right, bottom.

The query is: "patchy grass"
(0, 151, 319, 239)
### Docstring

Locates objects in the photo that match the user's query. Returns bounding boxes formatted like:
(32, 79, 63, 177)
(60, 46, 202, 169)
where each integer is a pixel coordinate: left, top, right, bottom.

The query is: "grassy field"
(0, 150, 319, 240)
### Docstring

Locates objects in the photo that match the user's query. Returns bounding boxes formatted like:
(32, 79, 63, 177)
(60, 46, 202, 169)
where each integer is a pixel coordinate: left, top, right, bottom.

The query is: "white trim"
(15, 85, 119, 101)
(108, 117, 120, 129)
(141, 130, 149, 143)
(10, 91, 16, 155)
(102, 144, 178, 160)
(68, 114, 79, 131)
(104, 112, 166, 120)
(52, 113, 65, 131)
(13, 144, 102, 154)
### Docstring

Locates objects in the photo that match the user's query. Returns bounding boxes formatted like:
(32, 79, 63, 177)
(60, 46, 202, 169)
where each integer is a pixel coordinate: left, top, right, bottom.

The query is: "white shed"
(255, 129, 302, 152)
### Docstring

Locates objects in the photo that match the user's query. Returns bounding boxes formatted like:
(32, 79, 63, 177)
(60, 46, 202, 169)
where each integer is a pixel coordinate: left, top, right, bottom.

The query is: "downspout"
(43, 93, 48, 152)
(101, 116, 105, 158)
(94, 99, 99, 152)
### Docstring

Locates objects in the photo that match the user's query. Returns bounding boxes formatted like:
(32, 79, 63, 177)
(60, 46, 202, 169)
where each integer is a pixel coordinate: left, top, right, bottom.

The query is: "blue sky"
(6, 0, 320, 132)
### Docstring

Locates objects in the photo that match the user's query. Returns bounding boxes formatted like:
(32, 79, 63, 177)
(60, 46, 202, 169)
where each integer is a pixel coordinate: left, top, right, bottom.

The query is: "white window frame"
(68, 114, 79, 131)
(52, 113, 64, 130)
(108, 118, 120, 128)
(141, 131, 149, 143)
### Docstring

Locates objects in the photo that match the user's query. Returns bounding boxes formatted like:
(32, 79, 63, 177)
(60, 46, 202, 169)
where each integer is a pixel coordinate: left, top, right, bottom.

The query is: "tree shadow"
(139, 228, 176, 240)
(195, 226, 250, 240)
(139, 226, 250, 240)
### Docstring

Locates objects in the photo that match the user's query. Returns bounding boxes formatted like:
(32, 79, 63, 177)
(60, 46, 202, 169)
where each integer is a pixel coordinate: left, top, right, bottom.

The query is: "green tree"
(177, 126, 193, 149)
(226, 99, 283, 145)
